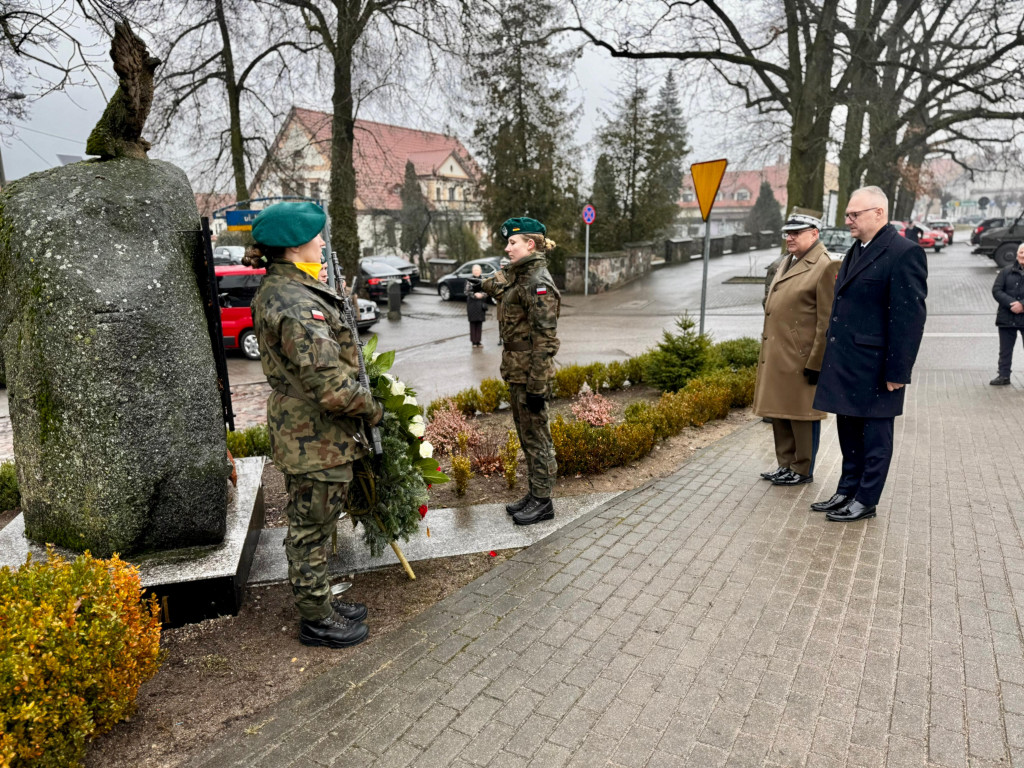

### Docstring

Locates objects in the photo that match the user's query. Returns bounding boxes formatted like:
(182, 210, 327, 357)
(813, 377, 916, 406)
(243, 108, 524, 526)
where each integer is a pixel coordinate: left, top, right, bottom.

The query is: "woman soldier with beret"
(475, 217, 561, 525)
(244, 201, 383, 648)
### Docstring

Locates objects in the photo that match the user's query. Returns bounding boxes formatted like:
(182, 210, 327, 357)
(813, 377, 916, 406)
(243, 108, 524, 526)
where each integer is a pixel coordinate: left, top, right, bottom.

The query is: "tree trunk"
(329, 12, 361, 279)
(833, 0, 874, 219)
(786, 99, 831, 213)
(214, 0, 248, 203)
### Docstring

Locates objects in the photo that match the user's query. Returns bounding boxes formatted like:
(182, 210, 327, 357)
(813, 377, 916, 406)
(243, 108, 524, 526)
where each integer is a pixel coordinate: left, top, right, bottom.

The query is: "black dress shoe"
(512, 496, 554, 526)
(810, 493, 849, 512)
(331, 599, 368, 622)
(827, 500, 877, 522)
(299, 613, 369, 648)
(760, 467, 787, 481)
(505, 492, 532, 515)
(771, 469, 813, 486)
(991, 376, 1011, 386)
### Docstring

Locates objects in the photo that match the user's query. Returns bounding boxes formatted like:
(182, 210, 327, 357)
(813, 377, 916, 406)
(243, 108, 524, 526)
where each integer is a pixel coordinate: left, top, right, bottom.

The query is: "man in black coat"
(990, 243, 1024, 386)
(810, 186, 928, 522)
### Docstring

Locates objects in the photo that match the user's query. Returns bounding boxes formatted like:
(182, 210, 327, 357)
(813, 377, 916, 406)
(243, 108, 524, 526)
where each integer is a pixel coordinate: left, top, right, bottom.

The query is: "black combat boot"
(331, 599, 368, 622)
(299, 612, 369, 648)
(512, 496, 554, 526)
(505, 492, 532, 515)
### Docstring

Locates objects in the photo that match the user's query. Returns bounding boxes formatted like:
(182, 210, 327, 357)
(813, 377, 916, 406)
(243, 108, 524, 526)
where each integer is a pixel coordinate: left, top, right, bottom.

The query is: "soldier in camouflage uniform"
(246, 202, 383, 648)
(477, 217, 561, 525)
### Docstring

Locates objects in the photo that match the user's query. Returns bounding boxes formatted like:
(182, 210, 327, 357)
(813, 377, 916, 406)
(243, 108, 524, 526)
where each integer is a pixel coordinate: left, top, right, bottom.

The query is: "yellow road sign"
(690, 159, 729, 221)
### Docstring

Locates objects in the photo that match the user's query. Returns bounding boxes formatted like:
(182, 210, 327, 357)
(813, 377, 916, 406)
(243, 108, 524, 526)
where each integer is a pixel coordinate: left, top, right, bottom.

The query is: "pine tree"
(470, 0, 579, 268)
(746, 180, 784, 234)
(589, 153, 621, 251)
(596, 67, 689, 246)
(399, 160, 431, 262)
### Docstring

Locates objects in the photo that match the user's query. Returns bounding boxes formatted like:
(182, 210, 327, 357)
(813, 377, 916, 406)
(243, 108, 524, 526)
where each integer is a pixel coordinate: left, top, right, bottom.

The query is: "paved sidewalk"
(191, 369, 1024, 767)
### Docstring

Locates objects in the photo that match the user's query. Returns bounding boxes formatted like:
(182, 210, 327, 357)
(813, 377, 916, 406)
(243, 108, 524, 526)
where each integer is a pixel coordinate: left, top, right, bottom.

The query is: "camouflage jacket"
(251, 261, 378, 475)
(482, 253, 561, 393)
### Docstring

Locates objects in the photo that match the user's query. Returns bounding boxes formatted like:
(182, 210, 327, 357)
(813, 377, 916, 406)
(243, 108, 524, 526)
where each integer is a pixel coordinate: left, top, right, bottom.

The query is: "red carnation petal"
(489, 551, 497, 557)
(419, 504, 428, 518)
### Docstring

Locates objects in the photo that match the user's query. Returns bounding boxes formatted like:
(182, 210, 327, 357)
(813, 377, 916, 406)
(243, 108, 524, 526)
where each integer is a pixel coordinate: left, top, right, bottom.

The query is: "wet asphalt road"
(224, 239, 1004, 404)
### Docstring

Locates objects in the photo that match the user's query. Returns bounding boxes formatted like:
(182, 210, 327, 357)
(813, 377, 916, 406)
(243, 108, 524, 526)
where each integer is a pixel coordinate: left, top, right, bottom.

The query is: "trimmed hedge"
(0, 550, 162, 767)
(225, 424, 271, 459)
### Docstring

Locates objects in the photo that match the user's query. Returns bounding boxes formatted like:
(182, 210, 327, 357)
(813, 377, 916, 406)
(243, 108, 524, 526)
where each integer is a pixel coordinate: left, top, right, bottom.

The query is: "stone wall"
(565, 241, 654, 294)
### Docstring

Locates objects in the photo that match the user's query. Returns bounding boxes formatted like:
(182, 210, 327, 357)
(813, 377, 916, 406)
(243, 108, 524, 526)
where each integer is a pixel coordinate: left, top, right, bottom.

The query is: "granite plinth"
(0, 456, 265, 628)
(248, 491, 620, 585)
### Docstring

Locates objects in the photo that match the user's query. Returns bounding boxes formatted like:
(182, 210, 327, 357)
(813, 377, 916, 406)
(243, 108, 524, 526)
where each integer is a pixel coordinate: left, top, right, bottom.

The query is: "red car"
(928, 220, 954, 244)
(892, 221, 945, 252)
(216, 265, 265, 360)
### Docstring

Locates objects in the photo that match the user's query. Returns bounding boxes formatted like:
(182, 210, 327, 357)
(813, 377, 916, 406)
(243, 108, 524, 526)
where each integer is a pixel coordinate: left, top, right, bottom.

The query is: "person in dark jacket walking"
(465, 264, 488, 347)
(990, 243, 1024, 385)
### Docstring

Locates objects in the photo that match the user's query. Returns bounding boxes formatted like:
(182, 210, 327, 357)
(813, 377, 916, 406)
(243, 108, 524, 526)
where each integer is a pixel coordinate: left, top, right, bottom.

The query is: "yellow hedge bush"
(478, 378, 509, 413)
(552, 364, 588, 399)
(225, 424, 271, 458)
(0, 549, 162, 768)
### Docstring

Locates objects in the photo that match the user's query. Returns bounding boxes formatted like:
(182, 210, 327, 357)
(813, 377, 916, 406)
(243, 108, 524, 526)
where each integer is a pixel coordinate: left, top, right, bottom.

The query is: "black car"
(976, 208, 1024, 267)
(820, 227, 855, 256)
(361, 255, 419, 286)
(358, 259, 411, 302)
(436, 257, 502, 301)
(971, 217, 1005, 245)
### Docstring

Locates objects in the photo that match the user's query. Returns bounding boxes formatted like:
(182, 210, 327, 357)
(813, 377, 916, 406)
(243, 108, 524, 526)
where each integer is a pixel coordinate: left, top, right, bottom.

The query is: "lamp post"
(0, 92, 28, 189)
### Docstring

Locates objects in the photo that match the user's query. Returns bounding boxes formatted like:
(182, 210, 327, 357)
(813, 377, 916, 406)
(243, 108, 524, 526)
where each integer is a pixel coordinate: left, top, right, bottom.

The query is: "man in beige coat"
(753, 213, 840, 486)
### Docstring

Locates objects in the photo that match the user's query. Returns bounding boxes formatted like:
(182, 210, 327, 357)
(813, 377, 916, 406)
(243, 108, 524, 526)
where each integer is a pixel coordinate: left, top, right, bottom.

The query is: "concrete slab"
(0, 457, 266, 627)
(248, 491, 620, 585)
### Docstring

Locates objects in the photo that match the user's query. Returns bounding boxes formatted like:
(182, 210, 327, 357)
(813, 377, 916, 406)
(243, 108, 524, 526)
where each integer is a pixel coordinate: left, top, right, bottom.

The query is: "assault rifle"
(330, 249, 383, 457)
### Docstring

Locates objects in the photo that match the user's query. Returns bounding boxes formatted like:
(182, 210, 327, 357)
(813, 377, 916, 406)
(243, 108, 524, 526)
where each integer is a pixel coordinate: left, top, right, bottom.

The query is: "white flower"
(419, 441, 434, 459)
(389, 378, 405, 396)
(404, 395, 418, 406)
(409, 420, 425, 438)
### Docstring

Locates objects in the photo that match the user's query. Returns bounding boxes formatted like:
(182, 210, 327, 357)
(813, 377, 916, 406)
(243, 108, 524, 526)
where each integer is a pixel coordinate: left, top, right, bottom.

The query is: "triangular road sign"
(691, 159, 729, 221)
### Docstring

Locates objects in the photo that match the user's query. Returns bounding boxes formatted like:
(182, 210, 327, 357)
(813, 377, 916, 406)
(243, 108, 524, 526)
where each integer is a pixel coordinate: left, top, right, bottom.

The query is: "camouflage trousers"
(508, 383, 557, 498)
(283, 474, 349, 621)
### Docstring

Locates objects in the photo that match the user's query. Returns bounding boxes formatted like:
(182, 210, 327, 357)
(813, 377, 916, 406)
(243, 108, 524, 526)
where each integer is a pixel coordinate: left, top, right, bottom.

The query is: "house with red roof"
(250, 107, 485, 257)
(678, 162, 840, 233)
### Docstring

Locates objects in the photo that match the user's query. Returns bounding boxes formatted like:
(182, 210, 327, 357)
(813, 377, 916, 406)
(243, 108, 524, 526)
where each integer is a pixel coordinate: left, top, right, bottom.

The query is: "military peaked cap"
(252, 202, 326, 247)
(781, 213, 823, 232)
(500, 217, 546, 239)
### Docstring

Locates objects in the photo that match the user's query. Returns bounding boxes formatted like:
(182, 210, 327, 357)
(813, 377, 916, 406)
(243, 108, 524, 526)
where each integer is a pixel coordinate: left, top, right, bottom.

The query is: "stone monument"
(0, 22, 230, 558)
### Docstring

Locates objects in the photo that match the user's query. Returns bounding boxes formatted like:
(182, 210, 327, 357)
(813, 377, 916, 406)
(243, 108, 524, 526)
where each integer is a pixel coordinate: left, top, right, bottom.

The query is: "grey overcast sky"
(2, 31, 726, 190)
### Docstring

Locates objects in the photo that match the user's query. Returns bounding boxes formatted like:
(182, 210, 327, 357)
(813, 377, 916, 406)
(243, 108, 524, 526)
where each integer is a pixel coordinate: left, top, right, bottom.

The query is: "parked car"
(436, 257, 502, 301)
(892, 221, 943, 252)
(361, 255, 419, 286)
(971, 217, 1006, 245)
(820, 227, 855, 256)
(975, 208, 1024, 267)
(213, 245, 245, 265)
(358, 259, 411, 302)
(928, 220, 954, 244)
(215, 265, 378, 360)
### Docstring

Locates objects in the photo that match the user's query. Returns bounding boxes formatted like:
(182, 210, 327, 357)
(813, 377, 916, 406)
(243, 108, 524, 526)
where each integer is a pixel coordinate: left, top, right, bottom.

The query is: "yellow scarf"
(293, 262, 322, 280)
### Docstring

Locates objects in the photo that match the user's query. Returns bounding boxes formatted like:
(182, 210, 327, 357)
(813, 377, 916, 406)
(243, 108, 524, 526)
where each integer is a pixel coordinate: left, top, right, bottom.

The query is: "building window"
(682, 191, 695, 202)
(436, 187, 442, 201)
(309, 181, 321, 200)
(449, 187, 457, 201)
(735, 188, 750, 201)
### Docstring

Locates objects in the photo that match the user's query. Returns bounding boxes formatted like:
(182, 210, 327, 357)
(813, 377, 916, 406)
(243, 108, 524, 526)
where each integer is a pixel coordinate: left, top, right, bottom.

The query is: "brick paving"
(185, 369, 1024, 768)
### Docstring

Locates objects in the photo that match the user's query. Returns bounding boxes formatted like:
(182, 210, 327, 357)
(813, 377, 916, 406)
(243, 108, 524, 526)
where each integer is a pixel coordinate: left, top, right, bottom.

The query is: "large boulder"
(0, 158, 230, 557)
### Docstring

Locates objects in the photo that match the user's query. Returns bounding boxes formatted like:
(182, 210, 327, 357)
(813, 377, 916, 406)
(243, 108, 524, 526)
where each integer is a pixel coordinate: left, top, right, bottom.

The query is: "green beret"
(252, 202, 326, 248)
(500, 217, 546, 239)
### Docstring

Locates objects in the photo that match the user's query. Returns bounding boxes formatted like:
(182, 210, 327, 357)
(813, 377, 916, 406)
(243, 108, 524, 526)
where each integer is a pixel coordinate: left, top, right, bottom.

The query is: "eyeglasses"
(844, 208, 879, 222)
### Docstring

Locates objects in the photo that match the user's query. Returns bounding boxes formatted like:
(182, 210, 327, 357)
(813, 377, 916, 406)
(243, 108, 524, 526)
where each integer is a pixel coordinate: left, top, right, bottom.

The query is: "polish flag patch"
(536, 286, 547, 295)
(311, 310, 325, 321)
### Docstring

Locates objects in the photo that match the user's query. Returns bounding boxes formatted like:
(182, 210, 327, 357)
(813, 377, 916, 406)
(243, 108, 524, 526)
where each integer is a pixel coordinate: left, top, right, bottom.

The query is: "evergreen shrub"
(225, 424, 271, 459)
(0, 461, 19, 512)
(644, 314, 714, 392)
(681, 378, 733, 426)
(703, 366, 757, 407)
(451, 455, 472, 497)
(500, 430, 520, 489)
(0, 550, 162, 768)
(710, 337, 761, 370)
(624, 352, 651, 385)
(605, 360, 628, 390)
(552, 364, 588, 399)
(583, 362, 607, 392)
(452, 388, 481, 415)
(477, 378, 509, 413)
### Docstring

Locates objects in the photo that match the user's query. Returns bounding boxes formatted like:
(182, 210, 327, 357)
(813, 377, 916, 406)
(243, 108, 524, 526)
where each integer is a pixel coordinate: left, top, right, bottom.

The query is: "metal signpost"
(689, 159, 729, 335)
(582, 204, 596, 295)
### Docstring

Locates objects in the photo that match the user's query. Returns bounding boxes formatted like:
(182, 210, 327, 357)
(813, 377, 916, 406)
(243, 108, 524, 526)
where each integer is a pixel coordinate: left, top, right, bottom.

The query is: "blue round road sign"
(582, 204, 596, 225)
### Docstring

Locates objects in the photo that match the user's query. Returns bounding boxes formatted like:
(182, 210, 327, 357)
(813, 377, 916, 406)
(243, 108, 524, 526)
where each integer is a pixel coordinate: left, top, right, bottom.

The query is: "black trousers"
(836, 415, 895, 506)
(997, 327, 1024, 377)
(469, 320, 483, 345)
